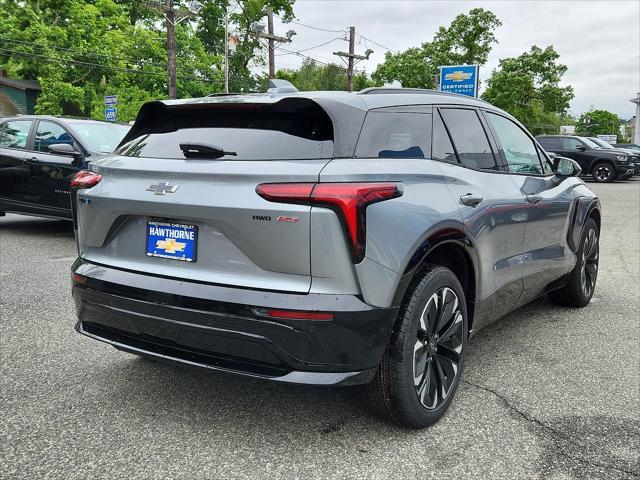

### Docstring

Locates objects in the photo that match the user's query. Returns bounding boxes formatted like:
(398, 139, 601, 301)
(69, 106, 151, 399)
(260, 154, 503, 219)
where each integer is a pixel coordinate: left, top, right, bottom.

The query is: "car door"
(483, 111, 576, 304)
(24, 119, 83, 212)
(0, 119, 33, 205)
(556, 137, 593, 173)
(435, 107, 527, 329)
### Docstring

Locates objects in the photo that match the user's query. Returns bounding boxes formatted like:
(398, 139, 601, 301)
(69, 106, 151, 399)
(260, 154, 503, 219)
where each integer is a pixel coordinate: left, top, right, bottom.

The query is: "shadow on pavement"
(0, 215, 74, 238)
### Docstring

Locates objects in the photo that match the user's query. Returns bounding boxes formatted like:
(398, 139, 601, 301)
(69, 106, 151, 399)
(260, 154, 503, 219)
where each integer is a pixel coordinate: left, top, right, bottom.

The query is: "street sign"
(105, 95, 117, 106)
(439, 65, 479, 97)
(105, 106, 117, 122)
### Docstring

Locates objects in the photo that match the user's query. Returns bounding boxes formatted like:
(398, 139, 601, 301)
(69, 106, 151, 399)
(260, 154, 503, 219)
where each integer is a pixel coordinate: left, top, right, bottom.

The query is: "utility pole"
(224, 8, 229, 93)
(146, 1, 199, 99)
(166, 0, 177, 99)
(250, 10, 295, 79)
(333, 27, 373, 92)
(267, 8, 275, 79)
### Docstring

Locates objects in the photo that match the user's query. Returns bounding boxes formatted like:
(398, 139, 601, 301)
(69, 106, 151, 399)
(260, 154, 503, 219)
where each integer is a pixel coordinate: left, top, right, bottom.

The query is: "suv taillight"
(71, 170, 102, 189)
(256, 182, 403, 262)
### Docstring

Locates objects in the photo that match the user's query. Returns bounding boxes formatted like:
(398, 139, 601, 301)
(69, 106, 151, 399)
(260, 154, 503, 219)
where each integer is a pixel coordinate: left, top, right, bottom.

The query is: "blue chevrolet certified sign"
(439, 65, 479, 97)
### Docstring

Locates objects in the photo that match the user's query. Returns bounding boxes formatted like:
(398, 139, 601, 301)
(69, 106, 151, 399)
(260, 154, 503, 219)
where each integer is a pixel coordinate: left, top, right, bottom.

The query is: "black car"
(0, 116, 129, 219)
(587, 137, 640, 175)
(613, 143, 640, 157)
(536, 135, 636, 182)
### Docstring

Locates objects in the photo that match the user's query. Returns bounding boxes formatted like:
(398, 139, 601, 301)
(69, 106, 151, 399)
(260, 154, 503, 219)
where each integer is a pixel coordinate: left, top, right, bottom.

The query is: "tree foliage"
(0, 0, 294, 120)
(274, 58, 374, 91)
(574, 109, 621, 138)
(372, 8, 501, 88)
(482, 46, 574, 134)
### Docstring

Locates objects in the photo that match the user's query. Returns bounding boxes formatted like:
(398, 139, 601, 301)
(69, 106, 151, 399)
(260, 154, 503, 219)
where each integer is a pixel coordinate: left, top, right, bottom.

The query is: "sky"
(271, 0, 640, 119)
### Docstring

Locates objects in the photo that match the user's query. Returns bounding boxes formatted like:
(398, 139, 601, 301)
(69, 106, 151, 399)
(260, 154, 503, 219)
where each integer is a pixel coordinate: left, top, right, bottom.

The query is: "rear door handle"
(460, 193, 483, 207)
(526, 194, 543, 204)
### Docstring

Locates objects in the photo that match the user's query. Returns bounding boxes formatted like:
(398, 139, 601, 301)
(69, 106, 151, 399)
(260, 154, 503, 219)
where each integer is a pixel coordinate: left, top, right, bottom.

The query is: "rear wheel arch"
(393, 230, 478, 332)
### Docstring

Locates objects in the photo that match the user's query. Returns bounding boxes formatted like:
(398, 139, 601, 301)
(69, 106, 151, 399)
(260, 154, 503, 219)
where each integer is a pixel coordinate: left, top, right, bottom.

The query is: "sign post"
(438, 65, 479, 98)
(105, 95, 117, 122)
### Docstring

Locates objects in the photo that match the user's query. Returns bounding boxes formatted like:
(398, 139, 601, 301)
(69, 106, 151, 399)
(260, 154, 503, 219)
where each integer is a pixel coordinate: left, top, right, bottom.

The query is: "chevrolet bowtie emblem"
(147, 182, 179, 195)
(444, 71, 473, 82)
(155, 238, 186, 253)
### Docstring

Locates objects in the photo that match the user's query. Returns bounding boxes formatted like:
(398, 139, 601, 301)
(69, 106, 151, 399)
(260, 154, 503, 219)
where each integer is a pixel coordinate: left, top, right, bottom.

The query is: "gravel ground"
(1, 178, 639, 480)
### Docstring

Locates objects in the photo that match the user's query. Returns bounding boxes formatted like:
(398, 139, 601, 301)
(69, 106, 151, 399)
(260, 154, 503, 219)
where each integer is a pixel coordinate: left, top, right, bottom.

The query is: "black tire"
(591, 161, 616, 183)
(368, 265, 468, 428)
(549, 217, 599, 307)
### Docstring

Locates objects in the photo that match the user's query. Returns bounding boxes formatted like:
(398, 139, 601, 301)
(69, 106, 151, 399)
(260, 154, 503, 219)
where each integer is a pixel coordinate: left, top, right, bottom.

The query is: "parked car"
(536, 135, 635, 182)
(587, 137, 640, 175)
(70, 84, 600, 428)
(612, 143, 640, 152)
(0, 116, 130, 219)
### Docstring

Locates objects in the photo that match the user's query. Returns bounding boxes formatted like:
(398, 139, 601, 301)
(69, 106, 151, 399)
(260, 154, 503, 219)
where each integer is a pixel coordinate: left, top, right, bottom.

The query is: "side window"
(34, 121, 75, 153)
(431, 111, 457, 164)
(537, 136, 559, 151)
(355, 111, 431, 159)
(0, 120, 33, 149)
(440, 109, 497, 170)
(561, 137, 584, 151)
(486, 112, 545, 175)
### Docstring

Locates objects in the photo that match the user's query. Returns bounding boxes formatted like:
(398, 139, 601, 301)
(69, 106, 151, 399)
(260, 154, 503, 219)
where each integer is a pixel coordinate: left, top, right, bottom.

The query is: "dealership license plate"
(146, 221, 197, 262)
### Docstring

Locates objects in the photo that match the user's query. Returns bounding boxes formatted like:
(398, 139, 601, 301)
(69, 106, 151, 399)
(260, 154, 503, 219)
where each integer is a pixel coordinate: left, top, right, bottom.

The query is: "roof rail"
(358, 87, 493, 105)
(359, 87, 430, 95)
(267, 79, 298, 95)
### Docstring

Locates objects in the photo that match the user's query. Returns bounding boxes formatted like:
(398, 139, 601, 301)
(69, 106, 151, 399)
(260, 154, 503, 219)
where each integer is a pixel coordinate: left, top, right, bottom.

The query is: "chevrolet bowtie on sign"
(146, 221, 197, 262)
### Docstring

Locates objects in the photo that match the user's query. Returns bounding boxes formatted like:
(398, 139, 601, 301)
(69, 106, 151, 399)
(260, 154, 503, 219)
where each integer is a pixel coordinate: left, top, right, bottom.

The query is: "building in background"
(560, 125, 576, 135)
(0, 68, 41, 116)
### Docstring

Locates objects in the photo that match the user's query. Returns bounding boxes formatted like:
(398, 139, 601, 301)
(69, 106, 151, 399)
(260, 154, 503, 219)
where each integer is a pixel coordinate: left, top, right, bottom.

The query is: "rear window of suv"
(115, 100, 334, 160)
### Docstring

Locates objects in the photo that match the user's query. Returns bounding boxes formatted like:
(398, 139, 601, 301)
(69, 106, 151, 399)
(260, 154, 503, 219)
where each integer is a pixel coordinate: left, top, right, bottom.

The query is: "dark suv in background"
(0, 116, 129, 219)
(536, 135, 636, 182)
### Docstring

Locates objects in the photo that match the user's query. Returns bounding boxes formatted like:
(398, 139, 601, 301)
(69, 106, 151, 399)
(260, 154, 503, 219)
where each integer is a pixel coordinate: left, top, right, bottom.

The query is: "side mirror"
(48, 143, 82, 158)
(554, 156, 582, 178)
(575, 144, 586, 152)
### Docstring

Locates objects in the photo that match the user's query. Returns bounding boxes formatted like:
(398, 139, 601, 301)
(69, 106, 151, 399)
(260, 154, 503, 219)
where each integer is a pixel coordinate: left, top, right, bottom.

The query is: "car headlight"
(616, 155, 629, 162)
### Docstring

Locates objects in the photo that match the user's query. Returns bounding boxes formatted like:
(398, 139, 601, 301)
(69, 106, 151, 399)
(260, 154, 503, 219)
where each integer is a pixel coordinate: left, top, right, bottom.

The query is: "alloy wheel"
(413, 287, 464, 410)
(580, 228, 599, 297)
(594, 165, 612, 182)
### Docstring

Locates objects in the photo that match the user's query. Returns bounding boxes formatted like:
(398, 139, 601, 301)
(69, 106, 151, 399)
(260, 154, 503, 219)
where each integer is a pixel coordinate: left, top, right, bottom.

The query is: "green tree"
(196, 0, 295, 92)
(482, 46, 574, 134)
(273, 58, 374, 91)
(0, 0, 296, 120)
(574, 110, 621, 138)
(372, 8, 501, 88)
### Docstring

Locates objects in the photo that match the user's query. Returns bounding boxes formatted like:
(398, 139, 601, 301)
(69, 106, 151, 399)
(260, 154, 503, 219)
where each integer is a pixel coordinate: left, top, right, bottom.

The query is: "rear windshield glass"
(116, 100, 334, 160)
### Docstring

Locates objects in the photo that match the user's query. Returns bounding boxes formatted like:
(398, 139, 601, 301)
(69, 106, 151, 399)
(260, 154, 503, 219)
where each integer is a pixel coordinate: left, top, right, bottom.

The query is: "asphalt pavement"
(1, 178, 639, 480)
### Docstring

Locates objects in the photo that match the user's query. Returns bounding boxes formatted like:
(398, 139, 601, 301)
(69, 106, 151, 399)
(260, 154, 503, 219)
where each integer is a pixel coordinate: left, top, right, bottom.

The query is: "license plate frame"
(145, 220, 197, 262)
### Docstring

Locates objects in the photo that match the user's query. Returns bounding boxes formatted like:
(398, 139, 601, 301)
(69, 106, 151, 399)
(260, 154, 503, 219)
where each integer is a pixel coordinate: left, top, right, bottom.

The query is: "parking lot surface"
(1, 179, 639, 480)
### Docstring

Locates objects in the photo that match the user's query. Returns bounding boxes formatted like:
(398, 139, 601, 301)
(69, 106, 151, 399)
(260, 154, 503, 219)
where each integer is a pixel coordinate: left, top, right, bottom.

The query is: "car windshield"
(581, 137, 601, 149)
(68, 122, 130, 153)
(589, 138, 614, 149)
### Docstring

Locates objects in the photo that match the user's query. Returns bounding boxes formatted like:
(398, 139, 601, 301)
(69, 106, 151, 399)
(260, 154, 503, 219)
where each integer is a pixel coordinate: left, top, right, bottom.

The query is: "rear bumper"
(72, 259, 398, 385)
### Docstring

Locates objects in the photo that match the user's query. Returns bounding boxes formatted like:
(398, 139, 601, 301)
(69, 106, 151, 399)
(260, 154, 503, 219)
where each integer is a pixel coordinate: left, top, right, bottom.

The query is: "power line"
(273, 14, 346, 34)
(273, 45, 335, 67)
(358, 34, 394, 53)
(0, 36, 169, 69)
(0, 47, 222, 83)
(274, 36, 344, 56)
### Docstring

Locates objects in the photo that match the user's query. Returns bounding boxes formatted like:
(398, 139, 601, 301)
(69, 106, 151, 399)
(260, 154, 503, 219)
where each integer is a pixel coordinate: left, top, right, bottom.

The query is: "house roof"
(0, 77, 41, 91)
